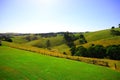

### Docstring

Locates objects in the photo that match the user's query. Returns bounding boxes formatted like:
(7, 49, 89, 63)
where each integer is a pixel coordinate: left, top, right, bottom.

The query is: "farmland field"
(0, 46, 120, 80)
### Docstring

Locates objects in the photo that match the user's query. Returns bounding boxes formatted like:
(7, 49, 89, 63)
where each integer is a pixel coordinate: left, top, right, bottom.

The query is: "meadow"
(0, 46, 120, 80)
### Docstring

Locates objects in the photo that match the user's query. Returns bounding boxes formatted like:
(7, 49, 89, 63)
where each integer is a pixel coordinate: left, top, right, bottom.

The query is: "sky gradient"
(0, 0, 120, 33)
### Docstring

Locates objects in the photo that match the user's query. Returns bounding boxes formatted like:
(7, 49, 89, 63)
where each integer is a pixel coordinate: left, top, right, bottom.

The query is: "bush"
(94, 45, 106, 58)
(110, 30, 120, 36)
(87, 45, 96, 58)
(70, 46, 76, 56)
(5, 38, 13, 42)
(106, 45, 120, 60)
(0, 40, 1, 46)
(75, 46, 88, 57)
(79, 34, 87, 44)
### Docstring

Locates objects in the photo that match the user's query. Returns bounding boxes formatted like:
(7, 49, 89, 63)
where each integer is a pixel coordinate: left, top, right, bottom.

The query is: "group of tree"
(0, 34, 13, 42)
(70, 44, 120, 60)
(63, 32, 75, 48)
(79, 34, 87, 44)
(25, 35, 38, 41)
(63, 32, 87, 48)
(0, 40, 1, 46)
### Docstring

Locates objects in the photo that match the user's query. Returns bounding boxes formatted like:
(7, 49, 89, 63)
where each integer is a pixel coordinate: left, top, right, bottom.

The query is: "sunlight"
(28, 0, 57, 6)
(40, 0, 56, 4)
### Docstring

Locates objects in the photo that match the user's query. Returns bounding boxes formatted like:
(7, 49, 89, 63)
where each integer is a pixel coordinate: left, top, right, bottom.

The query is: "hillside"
(82, 36, 120, 48)
(85, 28, 120, 42)
(25, 35, 65, 48)
(0, 46, 120, 80)
(75, 28, 120, 46)
(11, 28, 120, 54)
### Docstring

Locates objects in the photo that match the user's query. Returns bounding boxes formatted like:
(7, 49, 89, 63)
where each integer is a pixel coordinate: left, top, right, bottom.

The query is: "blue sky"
(0, 0, 120, 33)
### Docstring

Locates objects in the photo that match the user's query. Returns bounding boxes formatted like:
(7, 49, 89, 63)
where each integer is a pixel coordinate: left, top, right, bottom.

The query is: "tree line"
(70, 44, 120, 60)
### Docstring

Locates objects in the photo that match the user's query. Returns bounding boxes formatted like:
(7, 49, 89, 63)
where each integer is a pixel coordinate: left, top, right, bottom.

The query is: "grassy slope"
(0, 46, 120, 80)
(12, 36, 28, 44)
(85, 28, 120, 42)
(52, 44, 71, 55)
(75, 28, 120, 47)
(25, 35, 65, 47)
(83, 36, 120, 47)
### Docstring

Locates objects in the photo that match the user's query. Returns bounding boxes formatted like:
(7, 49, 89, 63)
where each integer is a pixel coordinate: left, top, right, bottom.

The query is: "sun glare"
(28, 0, 57, 6)
(40, 0, 55, 4)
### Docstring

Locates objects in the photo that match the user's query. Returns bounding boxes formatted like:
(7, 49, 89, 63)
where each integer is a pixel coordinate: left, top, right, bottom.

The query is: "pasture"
(0, 46, 120, 80)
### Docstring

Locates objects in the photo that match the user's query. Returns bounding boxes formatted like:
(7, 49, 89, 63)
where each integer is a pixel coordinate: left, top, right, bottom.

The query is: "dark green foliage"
(93, 45, 106, 58)
(0, 40, 1, 46)
(67, 42, 75, 48)
(1, 35, 13, 42)
(79, 34, 87, 44)
(64, 32, 75, 48)
(5, 38, 13, 42)
(106, 45, 120, 60)
(46, 40, 51, 49)
(87, 45, 96, 57)
(111, 26, 115, 29)
(70, 46, 76, 56)
(75, 46, 87, 56)
(119, 24, 120, 28)
(71, 44, 120, 60)
(110, 29, 120, 36)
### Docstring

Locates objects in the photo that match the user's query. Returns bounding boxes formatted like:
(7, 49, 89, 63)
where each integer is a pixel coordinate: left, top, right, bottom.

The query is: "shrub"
(106, 45, 120, 60)
(0, 40, 1, 46)
(94, 45, 106, 58)
(75, 46, 88, 57)
(70, 46, 76, 56)
(87, 45, 96, 58)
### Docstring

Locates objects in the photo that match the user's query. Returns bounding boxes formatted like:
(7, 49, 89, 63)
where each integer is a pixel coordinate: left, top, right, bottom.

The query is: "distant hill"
(25, 35, 65, 48)
(85, 28, 120, 42)
(75, 28, 120, 47)
(11, 28, 120, 54)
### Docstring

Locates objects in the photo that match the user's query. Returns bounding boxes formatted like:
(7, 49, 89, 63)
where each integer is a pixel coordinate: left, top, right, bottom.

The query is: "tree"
(94, 45, 106, 58)
(106, 45, 120, 60)
(79, 34, 87, 44)
(87, 45, 106, 58)
(70, 46, 76, 56)
(64, 32, 75, 48)
(75, 46, 88, 56)
(4, 36, 13, 42)
(0, 40, 1, 46)
(87, 45, 96, 58)
(111, 26, 115, 29)
(119, 24, 120, 28)
(46, 40, 51, 49)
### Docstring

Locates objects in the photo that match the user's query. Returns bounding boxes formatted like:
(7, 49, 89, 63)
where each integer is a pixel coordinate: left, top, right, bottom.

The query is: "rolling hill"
(11, 28, 120, 54)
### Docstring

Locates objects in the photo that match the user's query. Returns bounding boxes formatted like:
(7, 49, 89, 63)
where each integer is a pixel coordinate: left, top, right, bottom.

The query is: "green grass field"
(84, 28, 120, 42)
(0, 46, 120, 80)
